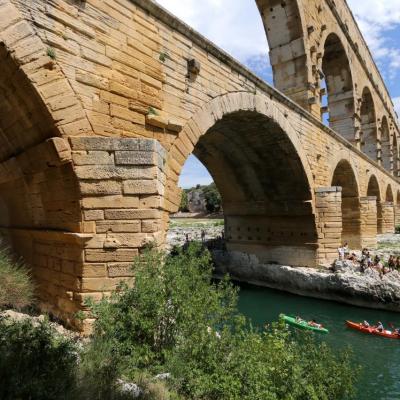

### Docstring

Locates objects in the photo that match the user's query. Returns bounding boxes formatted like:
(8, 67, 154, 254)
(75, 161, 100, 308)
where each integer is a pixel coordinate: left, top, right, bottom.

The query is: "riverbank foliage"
(0, 243, 358, 399)
(0, 247, 34, 310)
(85, 243, 358, 400)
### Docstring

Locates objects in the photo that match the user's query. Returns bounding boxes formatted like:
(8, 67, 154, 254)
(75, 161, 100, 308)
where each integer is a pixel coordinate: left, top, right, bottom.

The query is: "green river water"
(237, 284, 400, 400)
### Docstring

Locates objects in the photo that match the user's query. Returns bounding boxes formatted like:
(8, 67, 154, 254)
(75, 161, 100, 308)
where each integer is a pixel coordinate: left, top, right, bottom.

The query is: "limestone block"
(84, 210, 104, 221)
(123, 180, 160, 194)
(80, 180, 122, 195)
(115, 151, 157, 166)
(72, 151, 114, 165)
(85, 249, 139, 263)
(96, 221, 141, 233)
(75, 165, 157, 180)
(82, 195, 139, 209)
(107, 263, 135, 278)
(104, 208, 161, 220)
(146, 113, 168, 129)
(81, 264, 107, 278)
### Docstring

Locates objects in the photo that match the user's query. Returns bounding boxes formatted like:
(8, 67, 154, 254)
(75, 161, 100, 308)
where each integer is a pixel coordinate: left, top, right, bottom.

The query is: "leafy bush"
(0, 248, 34, 310)
(0, 317, 77, 400)
(179, 190, 189, 212)
(395, 225, 400, 234)
(86, 244, 358, 399)
(203, 182, 221, 212)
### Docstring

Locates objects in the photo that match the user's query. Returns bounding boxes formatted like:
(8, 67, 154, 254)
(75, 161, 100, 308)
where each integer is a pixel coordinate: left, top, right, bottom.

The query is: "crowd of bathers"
(337, 242, 400, 276)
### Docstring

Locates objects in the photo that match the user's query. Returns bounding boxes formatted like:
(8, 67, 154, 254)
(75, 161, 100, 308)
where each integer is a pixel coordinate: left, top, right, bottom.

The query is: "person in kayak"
(308, 319, 322, 329)
(376, 321, 384, 332)
(362, 320, 370, 328)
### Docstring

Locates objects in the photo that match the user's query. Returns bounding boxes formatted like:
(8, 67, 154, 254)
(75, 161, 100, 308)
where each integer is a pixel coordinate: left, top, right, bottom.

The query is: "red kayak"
(346, 321, 400, 339)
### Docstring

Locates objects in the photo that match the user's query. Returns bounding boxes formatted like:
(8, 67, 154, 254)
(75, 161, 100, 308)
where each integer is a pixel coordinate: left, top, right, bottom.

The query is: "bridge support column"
(67, 136, 168, 331)
(315, 187, 342, 266)
(381, 202, 395, 234)
(395, 203, 400, 229)
(359, 196, 377, 248)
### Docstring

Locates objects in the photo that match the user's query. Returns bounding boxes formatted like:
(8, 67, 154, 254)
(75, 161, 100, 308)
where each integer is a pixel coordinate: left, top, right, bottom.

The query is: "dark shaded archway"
(331, 160, 360, 248)
(380, 117, 391, 171)
(360, 87, 378, 160)
(186, 110, 318, 267)
(367, 175, 382, 234)
(322, 34, 355, 143)
(386, 185, 394, 203)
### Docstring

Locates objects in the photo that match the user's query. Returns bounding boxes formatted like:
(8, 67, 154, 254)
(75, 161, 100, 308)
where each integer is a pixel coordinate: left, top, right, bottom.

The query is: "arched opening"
(393, 134, 399, 177)
(0, 45, 83, 322)
(256, 0, 309, 109)
(367, 175, 382, 234)
(380, 117, 391, 171)
(360, 88, 378, 160)
(331, 160, 361, 248)
(174, 109, 318, 267)
(386, 185, 394, 203)
(396, 191, 400, 227)
(321, 33, 355, 143)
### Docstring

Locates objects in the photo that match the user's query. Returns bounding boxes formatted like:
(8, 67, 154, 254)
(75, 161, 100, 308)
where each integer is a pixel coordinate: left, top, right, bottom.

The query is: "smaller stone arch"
(396, 191, 400, 227)
(382, 184, 395, 234)
(386, 184, 394, 203)
(380, 117, 391, 171)
(321, 33, 356, 143)
(393, 134, 399, 177)
(367, 175, 382, 234)
(360, 87, 378, 161)
(331, 160, 361, 248)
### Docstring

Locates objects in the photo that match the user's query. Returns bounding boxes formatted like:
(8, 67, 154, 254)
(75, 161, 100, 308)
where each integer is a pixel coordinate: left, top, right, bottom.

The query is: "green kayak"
(280, 314, 329, 334)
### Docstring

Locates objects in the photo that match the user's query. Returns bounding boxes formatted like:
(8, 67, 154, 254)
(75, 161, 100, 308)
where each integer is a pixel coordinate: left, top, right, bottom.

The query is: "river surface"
(237, 284, 400, 400)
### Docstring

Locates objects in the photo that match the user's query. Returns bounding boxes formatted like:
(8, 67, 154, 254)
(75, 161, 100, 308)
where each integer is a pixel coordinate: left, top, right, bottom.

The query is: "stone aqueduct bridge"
(0, 0, 399, 327)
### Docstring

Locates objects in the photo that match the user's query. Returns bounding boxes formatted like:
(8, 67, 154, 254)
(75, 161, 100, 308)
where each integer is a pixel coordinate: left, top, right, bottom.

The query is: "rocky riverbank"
(212, 250, 400, 311)
(166, 219, 400, 311)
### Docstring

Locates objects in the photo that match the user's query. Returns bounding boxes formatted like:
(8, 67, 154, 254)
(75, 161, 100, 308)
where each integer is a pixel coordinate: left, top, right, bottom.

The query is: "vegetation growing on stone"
(179, 182, 221, 213)
(0, 248, 34, 311)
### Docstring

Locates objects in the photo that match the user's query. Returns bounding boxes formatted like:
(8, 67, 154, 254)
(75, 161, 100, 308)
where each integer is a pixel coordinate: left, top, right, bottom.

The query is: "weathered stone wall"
(0, 0, 399, 328)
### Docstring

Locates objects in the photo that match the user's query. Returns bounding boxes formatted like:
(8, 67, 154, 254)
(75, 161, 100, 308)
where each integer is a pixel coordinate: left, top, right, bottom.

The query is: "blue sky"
(157, 0, 400, 189)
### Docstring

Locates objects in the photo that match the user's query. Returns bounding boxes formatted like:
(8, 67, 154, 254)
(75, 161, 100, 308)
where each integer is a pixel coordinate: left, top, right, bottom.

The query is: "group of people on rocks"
(337, 242, 400, 276)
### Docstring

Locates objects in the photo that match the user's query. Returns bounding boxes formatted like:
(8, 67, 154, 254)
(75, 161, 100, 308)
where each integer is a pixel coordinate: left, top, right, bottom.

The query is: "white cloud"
(156, 0, 269, 62)
(348, 0, 400, 80)
(394, 97, 400, 117)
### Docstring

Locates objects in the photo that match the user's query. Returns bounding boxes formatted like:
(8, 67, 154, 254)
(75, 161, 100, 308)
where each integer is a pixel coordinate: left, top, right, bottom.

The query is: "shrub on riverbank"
(0, 317, 77, 400)
(85, 243, 359, 399)
(0, 248, 34, 310)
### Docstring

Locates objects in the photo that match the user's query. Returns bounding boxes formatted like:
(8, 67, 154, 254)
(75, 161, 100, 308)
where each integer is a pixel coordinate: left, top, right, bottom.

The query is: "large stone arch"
(380, 117, 391, 171)
(360, 87, 378, 160)
(255, 0, 309, 110)
(0, 2, 94, 324)
(331, 159, 361, 248)
(393, 134, 399, 177)
(321, 33, 356, 143)
(367, 175, 382, 234)
(167, 92, 318, 267)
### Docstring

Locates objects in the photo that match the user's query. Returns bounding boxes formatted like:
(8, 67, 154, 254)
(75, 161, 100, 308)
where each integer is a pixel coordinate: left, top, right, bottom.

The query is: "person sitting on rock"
(376, 321, 384, 332)
(388, 255, 396, 271)
(338, 246, 345, 261)
(396, 257, 400, 271)
(343, 242, 350, 258)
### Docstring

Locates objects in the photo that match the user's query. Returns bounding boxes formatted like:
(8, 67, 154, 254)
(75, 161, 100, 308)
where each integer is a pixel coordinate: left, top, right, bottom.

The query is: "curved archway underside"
(192, 110, 317, 266)
(331, 160, 360, 248)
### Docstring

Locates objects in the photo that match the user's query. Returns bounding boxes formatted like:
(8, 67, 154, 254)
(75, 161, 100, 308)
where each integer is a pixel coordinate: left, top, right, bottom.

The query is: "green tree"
(203, 182, 221, 212)
(179, 190, 189, 212)
(86, 244, 358, 399)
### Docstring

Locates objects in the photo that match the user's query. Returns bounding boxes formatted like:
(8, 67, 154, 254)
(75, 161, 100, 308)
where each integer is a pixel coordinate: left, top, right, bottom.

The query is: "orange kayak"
(346, 321, 400, 339)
